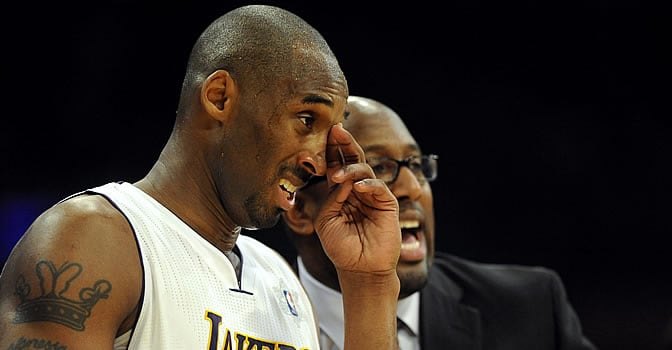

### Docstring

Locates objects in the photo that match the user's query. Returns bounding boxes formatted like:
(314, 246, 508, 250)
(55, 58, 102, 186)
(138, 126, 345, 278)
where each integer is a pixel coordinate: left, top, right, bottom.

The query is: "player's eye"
(298, 114, 315, 129)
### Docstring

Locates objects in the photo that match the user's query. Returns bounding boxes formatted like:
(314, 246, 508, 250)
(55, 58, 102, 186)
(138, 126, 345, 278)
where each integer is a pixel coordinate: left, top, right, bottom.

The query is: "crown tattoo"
(14, 260, 112, 331)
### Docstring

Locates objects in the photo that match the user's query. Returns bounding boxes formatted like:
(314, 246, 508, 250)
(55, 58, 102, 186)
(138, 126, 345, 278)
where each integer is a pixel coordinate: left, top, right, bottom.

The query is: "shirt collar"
(397, 290, 420, 336)
(298, 257, 421, 346)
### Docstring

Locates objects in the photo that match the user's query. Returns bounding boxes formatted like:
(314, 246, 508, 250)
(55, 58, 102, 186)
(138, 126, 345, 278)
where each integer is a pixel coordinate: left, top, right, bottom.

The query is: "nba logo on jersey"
(283, 290, 298, 316)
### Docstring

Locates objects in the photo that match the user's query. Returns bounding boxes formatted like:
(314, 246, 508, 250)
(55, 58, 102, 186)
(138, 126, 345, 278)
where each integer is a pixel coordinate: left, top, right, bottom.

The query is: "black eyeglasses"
(367, 154, 438, 185)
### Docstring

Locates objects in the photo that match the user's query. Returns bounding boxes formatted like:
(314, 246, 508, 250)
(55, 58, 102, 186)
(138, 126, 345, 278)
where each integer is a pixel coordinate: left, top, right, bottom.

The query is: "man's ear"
(283, 196, 316, 236)
(201, 69, 238, 121)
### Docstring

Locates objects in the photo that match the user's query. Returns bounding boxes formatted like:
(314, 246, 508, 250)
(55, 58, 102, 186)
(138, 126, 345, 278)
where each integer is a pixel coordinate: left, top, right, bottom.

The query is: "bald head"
(178, 5, 344, 113)
(343, 96, 415, 149)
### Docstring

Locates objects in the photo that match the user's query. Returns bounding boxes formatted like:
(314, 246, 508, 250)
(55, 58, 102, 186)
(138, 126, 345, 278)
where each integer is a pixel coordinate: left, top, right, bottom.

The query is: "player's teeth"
(401, 241, 420, 250)
(279, 179, 297, 193)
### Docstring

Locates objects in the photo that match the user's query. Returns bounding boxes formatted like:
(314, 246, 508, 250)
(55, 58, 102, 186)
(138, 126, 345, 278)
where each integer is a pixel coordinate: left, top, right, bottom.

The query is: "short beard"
(243, 192, 282, 230)
(397, 266, 430, 299)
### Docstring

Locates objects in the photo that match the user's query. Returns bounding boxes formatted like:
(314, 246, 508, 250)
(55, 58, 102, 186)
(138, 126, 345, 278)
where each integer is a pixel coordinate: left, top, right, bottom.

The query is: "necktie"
(397, 317, 416, 350)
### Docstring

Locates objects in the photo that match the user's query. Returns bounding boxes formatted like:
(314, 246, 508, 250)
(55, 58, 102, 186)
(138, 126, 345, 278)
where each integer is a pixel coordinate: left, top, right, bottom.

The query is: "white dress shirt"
(298, 257, 420, 350)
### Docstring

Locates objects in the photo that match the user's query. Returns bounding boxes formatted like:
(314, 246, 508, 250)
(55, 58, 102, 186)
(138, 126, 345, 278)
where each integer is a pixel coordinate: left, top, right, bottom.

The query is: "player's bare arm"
(0, 195, 142, 349)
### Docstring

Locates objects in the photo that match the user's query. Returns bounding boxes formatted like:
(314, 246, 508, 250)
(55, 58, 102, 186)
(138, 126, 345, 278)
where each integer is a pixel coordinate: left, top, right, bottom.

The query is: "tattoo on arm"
(7, 336, 68, 350)
(13, 260, 112, 331)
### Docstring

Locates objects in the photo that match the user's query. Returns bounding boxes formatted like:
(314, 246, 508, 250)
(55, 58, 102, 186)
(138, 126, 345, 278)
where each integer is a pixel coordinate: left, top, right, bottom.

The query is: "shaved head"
(160, 4, 349, 231)
(177, 5, 344, 115)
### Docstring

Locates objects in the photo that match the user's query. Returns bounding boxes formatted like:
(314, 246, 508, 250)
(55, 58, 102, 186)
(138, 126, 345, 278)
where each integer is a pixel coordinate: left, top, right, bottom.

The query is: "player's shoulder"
(432, 251, 562, 287)
(0, 189, 142, 348)
(5, 189, 136, 271)
(38, 191, 128, 233)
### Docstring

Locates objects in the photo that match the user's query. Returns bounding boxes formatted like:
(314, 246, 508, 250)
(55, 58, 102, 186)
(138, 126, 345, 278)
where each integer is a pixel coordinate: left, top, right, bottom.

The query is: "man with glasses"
(281, 95, 597, 349)
(0, 8, 403, 349)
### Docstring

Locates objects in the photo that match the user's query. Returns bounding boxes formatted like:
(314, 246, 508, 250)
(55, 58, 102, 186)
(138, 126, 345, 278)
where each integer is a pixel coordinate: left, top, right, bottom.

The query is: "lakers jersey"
(86, 182, 318, 349)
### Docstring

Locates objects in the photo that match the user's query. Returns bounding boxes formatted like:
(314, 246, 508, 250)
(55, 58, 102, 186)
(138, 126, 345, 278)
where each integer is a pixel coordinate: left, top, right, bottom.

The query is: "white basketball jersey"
(87, 182, 319, 349)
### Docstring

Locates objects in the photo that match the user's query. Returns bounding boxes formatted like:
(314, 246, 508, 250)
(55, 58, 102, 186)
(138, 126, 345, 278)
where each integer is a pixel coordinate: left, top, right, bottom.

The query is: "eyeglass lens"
(368, 155, 438, 184)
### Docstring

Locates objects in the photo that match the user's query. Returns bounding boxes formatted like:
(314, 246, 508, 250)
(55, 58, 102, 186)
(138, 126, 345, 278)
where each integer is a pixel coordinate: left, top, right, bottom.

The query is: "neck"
(135, 149, 240, 253)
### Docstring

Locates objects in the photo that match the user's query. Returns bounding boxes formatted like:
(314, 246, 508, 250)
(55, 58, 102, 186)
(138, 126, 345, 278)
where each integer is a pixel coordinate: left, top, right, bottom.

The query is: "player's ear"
(283, 194, 316, 236)
(201, 69, 238, 121)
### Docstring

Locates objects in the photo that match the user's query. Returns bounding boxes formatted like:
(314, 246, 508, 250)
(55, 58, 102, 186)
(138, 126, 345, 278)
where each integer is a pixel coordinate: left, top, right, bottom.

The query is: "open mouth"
(400, 219, 421, 250)
(279, 179, 297, 203)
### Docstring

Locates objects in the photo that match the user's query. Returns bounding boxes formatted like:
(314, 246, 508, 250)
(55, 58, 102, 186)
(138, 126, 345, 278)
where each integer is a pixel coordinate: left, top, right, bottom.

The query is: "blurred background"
(1, 1, 669, 349)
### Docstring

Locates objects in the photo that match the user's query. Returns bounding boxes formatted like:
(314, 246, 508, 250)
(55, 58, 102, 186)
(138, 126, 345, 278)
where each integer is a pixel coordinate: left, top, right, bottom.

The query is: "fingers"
(352, 179, 398, 210)
(326, 124, 374, 184)
(352, 178, 390, 195)
(330, 163, 375, 184)
(326, 123, 364, 167)
(319, 123, 396, 219)
(323, 178, 396, 217)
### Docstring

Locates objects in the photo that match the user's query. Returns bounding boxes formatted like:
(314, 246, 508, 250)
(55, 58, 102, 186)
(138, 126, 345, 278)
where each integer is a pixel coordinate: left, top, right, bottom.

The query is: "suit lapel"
(420, 265, 482, 349)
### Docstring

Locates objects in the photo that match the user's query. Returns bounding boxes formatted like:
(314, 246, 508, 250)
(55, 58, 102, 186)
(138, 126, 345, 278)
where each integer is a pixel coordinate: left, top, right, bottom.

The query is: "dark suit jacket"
(421, 252, 597, 349)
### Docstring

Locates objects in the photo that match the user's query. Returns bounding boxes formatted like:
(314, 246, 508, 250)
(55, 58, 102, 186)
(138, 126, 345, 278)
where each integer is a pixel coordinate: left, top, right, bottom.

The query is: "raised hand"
(314, 123, 401, 276)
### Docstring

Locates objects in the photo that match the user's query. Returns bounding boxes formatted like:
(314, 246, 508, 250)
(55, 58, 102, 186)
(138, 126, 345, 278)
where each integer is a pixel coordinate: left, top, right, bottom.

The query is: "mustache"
(280, 164, 314, 185)
(398, 201, 424, 214)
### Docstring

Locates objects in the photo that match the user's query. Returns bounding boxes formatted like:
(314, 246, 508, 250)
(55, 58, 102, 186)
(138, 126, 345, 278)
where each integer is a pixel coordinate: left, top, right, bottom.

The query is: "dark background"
(1, 2, 670, 349)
